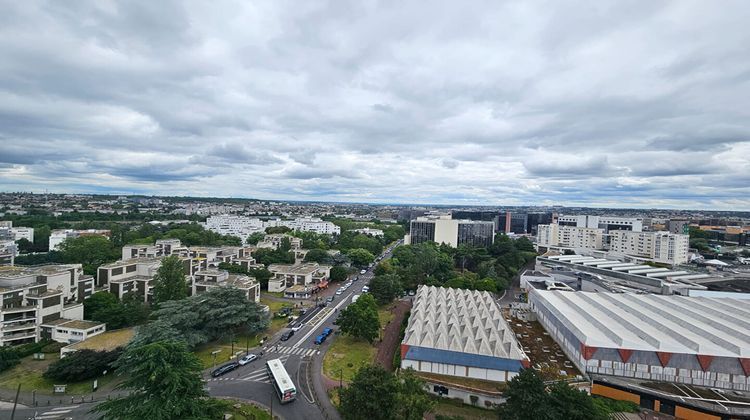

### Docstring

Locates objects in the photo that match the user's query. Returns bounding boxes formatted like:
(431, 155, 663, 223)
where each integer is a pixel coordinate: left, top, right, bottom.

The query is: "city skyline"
(1, 2, 749, 210)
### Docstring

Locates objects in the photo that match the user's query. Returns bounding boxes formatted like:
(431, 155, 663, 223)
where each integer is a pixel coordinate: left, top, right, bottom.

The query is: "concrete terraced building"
(400, 285, 529, 382)
(528, 288, 750, 391)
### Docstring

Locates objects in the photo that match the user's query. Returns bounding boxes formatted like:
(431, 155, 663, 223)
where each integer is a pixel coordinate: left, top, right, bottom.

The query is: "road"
(1, 241, 401, 420)
(205, 242, 398, 419)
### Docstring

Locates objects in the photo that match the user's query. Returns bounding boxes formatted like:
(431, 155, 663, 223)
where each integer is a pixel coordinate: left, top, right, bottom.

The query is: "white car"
(291, 324, 304, 332)
(360, 269, 367, 275)
(238, 353, 257, 366)
(335, 289, 343, 295)
(362, 286, 370, 293)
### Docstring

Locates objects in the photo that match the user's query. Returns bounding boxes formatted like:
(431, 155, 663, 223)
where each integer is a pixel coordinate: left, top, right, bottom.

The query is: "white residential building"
(267, 217, 341, 235)
(267, 262, 331, 293)
(0, 241, 15, 266)
(11, 227, 34, 242)
(351, 228, 384, 237)
(0, 264, 95, 347)
(49, 229, 111, 251)
(192, 268, 260, 303)
(203, 215, 265, 242)
(40, 319, 106, 345)
(609, 230, 689, 265)
(536, 224, 605, 250)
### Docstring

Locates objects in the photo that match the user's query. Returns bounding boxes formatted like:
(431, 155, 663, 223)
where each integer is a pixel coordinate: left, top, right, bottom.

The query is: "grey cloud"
(0, 1, 749, 208)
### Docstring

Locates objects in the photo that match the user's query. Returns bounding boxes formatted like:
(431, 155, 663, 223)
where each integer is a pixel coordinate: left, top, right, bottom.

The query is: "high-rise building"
(668, 220, 690, 235)
(536, 224, 605, 250)
(557, 215, 643, 232)
(406, 214, 494, 247)
(609, 231, 689, 265)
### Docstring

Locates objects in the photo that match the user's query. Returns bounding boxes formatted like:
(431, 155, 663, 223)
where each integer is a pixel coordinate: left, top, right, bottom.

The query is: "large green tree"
(145, 287, 270, 348)
(44, 348, 121, 382)
(368, 274, 403, 305)
(304, 248, 333, 264)
(152, 255, 188, 304)
(499, 368, 552, 420)
(337, 294, 380, 343)
(58, 235, 119, 275)
(330, 265, 350, 282)
(346, 248, 375, 267)
(548, 381, 608, 420)
(397, 368, 436, 420)
(340, 365, 400, 420)
(92, 341, 222, 420)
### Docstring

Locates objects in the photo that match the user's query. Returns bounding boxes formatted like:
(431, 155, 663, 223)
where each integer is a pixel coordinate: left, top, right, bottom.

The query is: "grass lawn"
(0, 354, 119, 396)
(217, 399, 272, 420)
(322, 335, 377, 383)
(194, 298, 291, 368)
(378, 306, 395, 327)
(432, 399, 496, 420)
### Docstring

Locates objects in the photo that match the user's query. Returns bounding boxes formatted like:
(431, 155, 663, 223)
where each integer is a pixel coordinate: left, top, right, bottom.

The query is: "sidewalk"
(310, 351, 342, 420)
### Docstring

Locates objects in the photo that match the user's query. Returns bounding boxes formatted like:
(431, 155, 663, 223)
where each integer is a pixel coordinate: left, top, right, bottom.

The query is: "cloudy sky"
(1, 1, 749, 209)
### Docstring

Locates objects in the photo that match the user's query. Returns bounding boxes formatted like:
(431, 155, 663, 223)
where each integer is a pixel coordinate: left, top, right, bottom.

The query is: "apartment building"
(0, 222, 34, 243)
(99, 257, 167, 301)
(121, 238, 182, 260)
(267, 262, 331, 293)
(351, 228, 384, 237)
(0, 241, 15, 266)
(0, 264, 95, 347)
(192, 268, 260, 303)
(609, 230, 689, 265)
(203, 214, 264, 241)
(257, 234, 302, 250)
(265, 217, 341, 235)
(536, 224, 605, 249)
(557, 215, 643, 232)
(405, 214, 495, 248)
(49, 229, 111, 251)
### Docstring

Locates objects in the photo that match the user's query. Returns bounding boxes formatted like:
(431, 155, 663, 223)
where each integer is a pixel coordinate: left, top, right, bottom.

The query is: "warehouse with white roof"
(528, 288, 750, 391)
(400, 285, 529, 382)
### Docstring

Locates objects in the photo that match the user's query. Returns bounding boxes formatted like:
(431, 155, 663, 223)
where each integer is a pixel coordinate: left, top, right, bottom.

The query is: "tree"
(499, 368, 552, 420)
(33, 225, 51, 252)
(548, 381, 608, 420)
(330, 265, 350, 282)
(246, 232, 266, 245)
(92, 341, 222, 420)
(58, 235, 119, 275)
(397, 368, 436, 420)
(15, 238, 33, 253)
(83, 291, 119, 319)
(514, 236, 536, 253)
(369, 274, 403, 305)
(340, 365, 400, 420)
(373, 259, 394, 276)
(337, 294, 380, 343)
(265, 226, 291, 234)
(44, 348, 121, 382)
(0, 348, 20, 373)
(147, 287, 270, 348)
(152, 255, 188, 304)
(304, 248, 333, 264)
(347, 248, 375, 267)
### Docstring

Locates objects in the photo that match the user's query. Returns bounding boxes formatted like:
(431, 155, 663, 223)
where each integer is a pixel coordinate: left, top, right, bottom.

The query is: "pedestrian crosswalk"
(239, 354, 290, 382)
(33, 405, 79, 419)
(272, 345, 318, 357)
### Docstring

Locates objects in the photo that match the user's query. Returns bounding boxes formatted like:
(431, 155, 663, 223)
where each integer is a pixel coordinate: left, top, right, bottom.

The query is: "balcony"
(2, 322, 36, 332)
(1, 331, 37, 341)
(2, 316, 37, 325)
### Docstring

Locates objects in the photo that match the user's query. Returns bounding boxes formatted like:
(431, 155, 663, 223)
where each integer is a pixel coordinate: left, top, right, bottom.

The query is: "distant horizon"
(2, 189, 749, 214)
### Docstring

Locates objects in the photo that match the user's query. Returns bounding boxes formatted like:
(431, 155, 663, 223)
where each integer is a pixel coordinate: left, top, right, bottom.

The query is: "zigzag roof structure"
(403, 285, 526, 360)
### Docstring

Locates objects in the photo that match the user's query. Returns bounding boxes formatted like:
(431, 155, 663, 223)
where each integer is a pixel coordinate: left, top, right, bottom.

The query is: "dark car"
(280, 330, 294, 341)
(326, 296, 335, 303)
(211, 362, 239, 377)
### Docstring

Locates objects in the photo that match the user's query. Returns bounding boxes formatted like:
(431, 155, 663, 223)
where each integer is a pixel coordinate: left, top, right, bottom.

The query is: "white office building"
(609, 231, 689, 265)
(537, 224, 605, 250)
(557, 215, 643, 232)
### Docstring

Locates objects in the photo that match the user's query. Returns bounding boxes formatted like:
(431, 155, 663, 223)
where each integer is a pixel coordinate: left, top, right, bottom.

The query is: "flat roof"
(64, 328, 134, 352)
(532, 290, 750, 357)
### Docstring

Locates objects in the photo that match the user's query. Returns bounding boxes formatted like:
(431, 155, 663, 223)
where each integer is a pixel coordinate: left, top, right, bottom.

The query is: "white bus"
(266, 358, 296, 404)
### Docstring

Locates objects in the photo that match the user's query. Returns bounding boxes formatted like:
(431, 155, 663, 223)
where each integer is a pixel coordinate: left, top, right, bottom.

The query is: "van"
(314, 334, 326, 345)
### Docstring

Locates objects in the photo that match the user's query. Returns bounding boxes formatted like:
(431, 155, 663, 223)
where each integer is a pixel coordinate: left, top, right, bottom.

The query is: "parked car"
(322, 327, 334, 337)
(211, 362, 239, 377)
(314, 334, 327, 345)
(280, 330, 294, 341)
(291, 324, 304, 332)
(326, 296, 335, 303)
(360, 269, 367, 275)
(238, 354, 257, 366)
(362, 286, 370, 293)
(335, 289, 343, 295)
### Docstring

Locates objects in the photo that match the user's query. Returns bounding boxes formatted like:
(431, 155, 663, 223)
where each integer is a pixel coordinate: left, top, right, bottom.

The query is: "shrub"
(0, 348, 20, 373)
(41, 342, 66, 354)
(44, 348, 122, 382)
